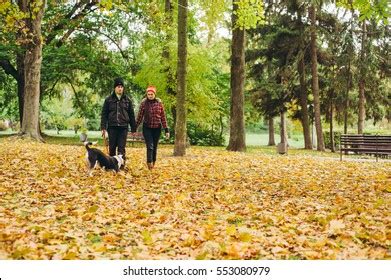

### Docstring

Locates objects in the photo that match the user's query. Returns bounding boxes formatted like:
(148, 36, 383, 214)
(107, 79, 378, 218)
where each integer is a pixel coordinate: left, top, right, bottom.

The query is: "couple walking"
(100, 77, 169, 170)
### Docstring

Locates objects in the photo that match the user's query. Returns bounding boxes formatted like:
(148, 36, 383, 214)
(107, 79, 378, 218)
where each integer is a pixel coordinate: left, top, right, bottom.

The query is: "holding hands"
(130, 132, 169, 139)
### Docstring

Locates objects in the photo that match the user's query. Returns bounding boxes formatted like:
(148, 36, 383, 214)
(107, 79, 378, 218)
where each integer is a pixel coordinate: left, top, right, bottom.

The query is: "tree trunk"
(298, 55, 312, 149)
(277, 112, 288, 154)
(330, 90, 335, 152)
(171, 106, 177, 131)
(227, 1, 246, 152)
(344, 61, 350, 134)
(268, 117, 275, 146)
(280, 112, 288, 144)
(173, 0, 187, 156)
(219, 114, 224, 139)
(344, 6, 354, 135)
(16, 54, 25, 126)
(309, 5, 324, 151)
(16, 4, 27, 128)
(19, 0, 46, 141)
(358, 21, 366, 134)
(297, 8, 312, 149)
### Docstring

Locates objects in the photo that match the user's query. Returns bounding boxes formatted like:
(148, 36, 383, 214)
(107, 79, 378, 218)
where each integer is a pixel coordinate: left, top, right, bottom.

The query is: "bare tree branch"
(0, 59, 19, 80)
(45, 0, 100, 46)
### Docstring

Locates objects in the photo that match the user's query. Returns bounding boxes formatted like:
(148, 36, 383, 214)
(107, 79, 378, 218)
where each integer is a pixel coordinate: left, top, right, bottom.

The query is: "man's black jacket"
(101, 92, 136, 132)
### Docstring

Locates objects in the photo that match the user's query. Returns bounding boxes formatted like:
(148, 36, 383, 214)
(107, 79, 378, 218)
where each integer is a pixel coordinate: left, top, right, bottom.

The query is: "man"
(101, 77, 136, 169)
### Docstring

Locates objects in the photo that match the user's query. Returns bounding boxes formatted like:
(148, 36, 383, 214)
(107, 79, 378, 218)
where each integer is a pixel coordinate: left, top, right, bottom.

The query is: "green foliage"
(0, 73, 18, 121)
(187, 122, 225, 146)
(337, 0, 390, 23)
(42, 32, 130, 99)
(65, 117, 86, 134)
(0, 2, 26, 40)
(198, 0, 228, 36)
(246, 8, 304, 122)
(41, 95, 73, 133)
(40, 4, 143, 129)
(134, 36, 230, 127)
(323, 131, 341, 150)
(1, 0, 389, 147)
(234, 0, 265, 29)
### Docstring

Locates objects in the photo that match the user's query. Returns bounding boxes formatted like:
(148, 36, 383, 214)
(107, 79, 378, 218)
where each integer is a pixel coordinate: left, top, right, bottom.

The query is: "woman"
(136, 85, 170, 170)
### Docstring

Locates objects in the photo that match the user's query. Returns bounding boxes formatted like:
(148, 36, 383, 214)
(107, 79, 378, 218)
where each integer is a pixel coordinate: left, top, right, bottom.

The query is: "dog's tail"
(84, 141, 98, 150)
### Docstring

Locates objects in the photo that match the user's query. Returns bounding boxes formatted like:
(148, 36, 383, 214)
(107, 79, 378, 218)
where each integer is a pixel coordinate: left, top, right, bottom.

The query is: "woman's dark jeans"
(142, 125, 161, 163)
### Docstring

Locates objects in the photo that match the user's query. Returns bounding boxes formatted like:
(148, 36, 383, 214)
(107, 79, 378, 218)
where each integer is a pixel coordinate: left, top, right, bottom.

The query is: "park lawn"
(0, 138, 390, 260)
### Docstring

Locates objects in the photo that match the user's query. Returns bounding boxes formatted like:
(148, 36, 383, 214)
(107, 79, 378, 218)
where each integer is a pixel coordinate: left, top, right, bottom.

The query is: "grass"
(244, 133, 305, 148)
(1, 129, 388, 160)
(2, 129, 305, 146)
(0, 129, 102, 146)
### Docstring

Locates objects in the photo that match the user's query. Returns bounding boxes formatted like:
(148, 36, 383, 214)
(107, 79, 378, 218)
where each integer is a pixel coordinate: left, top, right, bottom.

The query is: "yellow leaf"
(63, 251, 77, 260)
(93, 243, 107, 252)
(88, 205, 99, 213)
(374, 198, 385, 208)
(195, 251, 208, 260)
(39, 231, 53, 241)
(142, 230, 153, 245)
(103, 234, 119, 244)
(239, 232, 252, 242)
(134, 191, 142, 198)
(226, 225, 236, 236)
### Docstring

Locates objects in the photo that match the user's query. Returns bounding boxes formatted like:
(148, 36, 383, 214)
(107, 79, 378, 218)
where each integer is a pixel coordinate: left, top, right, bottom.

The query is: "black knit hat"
(113, 77, 124, 88)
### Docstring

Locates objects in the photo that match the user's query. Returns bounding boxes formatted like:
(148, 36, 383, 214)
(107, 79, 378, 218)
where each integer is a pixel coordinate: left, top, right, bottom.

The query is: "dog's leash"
(103, 131, 109, 154)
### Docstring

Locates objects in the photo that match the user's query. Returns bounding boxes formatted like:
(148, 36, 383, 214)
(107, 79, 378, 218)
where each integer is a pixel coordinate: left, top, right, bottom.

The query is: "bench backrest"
(341, 135, 391, 146)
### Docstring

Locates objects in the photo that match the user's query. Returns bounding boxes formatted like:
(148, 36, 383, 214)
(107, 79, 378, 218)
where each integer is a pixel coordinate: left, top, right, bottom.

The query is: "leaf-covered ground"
(0, 138, 390, 260)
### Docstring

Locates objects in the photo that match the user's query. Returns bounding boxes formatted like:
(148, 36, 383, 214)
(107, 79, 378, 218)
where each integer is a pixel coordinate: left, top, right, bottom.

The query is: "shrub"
(324, 131, 341, 150)
(187, 123, 225, 146)
(86, 119, 100, 131)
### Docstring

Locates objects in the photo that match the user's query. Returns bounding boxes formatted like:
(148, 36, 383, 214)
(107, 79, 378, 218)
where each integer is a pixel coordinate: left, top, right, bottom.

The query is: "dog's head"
(113, 154, 124, 169)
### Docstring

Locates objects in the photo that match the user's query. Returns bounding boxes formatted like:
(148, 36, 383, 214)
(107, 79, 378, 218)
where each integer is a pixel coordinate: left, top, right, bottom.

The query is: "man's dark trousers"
(108, 127, 128, 161)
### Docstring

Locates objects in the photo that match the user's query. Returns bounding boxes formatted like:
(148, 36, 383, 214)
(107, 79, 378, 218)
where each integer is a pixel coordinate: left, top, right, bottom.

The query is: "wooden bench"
(339, 134, 391, 161)
(127, 132, 144, 146)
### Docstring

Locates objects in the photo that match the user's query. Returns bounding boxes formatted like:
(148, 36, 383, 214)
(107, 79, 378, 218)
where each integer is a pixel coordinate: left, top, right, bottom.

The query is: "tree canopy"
(0, 0, 389, 148)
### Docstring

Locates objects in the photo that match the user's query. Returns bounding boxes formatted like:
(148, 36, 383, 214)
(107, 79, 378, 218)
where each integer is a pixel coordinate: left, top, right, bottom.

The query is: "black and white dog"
(84, 142, 124, 173)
